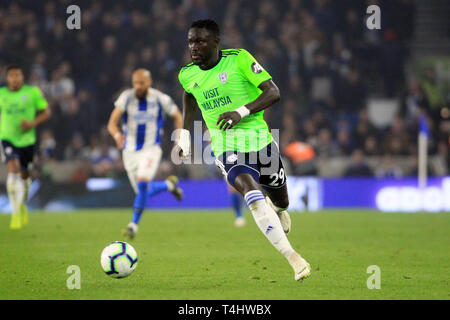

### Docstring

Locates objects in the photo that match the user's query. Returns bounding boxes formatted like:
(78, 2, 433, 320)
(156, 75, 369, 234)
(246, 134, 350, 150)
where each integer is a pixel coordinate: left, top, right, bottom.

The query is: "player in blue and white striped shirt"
(108, 69, 183, 239)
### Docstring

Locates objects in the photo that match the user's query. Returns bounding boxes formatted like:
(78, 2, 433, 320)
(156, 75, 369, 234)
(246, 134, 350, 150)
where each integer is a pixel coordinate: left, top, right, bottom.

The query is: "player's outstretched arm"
(20, 108, 51, 131)
(107, 107, 125, 150)
(217, 79, 280, 130)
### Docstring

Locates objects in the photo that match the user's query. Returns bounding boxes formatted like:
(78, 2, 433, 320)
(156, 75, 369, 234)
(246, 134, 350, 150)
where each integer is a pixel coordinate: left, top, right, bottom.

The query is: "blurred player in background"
(0, 65, 51, 230)
(108, 68, 183, 239)
(176, 20, 310, 281)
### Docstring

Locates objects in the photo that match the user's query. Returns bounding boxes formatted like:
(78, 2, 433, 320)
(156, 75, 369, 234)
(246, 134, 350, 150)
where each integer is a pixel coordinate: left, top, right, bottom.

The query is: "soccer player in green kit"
(0, 65, 51, 230)
(175, 20, 311, 281)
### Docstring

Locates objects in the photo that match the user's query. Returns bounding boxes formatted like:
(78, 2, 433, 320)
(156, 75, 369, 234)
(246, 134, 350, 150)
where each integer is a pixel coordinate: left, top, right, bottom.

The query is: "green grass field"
(0, 209, 448, 300)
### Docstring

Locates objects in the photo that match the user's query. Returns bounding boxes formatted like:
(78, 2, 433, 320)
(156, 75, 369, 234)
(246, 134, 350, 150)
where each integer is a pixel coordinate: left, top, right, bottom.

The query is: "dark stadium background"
(0, 0, 448, 211)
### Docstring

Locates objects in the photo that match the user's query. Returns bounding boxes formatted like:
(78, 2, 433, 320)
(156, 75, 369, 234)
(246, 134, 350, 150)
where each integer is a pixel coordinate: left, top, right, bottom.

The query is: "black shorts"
(215, 141, 286, 190)
(0, 140, 35, 171)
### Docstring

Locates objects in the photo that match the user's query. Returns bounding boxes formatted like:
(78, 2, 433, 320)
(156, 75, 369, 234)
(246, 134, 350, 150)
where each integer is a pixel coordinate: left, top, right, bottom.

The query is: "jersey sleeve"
(114, 90, 130, 111)
(178, 69, 191, 94)
(33, 86, 48, 111)
(236, 49, 272, 88)
(159, 93, 178, 116)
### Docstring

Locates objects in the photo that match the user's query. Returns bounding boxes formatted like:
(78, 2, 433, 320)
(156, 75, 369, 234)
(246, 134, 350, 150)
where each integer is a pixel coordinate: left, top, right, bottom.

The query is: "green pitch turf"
(0, 209, 448, 300)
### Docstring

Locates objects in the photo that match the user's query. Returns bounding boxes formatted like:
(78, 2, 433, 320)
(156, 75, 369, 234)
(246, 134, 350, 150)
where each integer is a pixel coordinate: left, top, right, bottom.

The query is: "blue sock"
(132, 181, 148, 225)
(147, 181, 169, 198)
(230, 192, 243, 218)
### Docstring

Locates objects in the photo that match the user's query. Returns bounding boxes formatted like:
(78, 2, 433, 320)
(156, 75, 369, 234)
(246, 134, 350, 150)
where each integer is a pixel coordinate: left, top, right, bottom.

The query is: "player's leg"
(19, 170, 31, 226)
(18, 145, 34, 226)
(264, 185, 291, 234)
(6, 159, 25, 230)
(258, 141, 309, 279)
(127, 147, 163, 236)
(232, 172, 310, 281)
(1, 141, 26, 230)
(123, 146, 183, 239)
(146, 176, 183, 201)
(218, 148, 310, 281)
(122, 151, 140, 238)
(228, 184, 245, 227)
(259, 142, 291, 233)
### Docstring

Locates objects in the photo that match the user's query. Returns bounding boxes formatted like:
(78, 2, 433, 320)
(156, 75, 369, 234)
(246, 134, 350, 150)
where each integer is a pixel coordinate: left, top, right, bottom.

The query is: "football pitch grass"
(0, 209, 448, 300)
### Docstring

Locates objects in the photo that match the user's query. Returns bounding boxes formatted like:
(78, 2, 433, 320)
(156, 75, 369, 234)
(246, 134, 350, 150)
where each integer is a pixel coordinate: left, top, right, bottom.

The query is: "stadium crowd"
(0, 0, 448, 180)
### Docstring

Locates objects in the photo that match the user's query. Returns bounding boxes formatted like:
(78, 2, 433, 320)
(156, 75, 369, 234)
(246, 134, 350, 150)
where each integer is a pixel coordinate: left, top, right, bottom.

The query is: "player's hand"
(173, 129, 191, 161)
(20, 120, 35, 131)
(114, 133, 125, 150)
(216, 111, 242, 131)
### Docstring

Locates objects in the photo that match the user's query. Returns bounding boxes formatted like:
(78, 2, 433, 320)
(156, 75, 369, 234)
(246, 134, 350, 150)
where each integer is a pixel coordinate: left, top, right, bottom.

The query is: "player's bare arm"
(182, 90, 198, 130)
(171, 107, 183, 132)
(174, 90, 199, 159)
(216, 79, 280, 131)
(107, 107, 125, 150)
(20, 107, 51, 131)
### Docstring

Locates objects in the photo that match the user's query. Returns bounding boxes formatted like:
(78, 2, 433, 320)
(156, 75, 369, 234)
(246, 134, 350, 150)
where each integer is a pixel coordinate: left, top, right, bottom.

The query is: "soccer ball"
(100, 241, 138, 278)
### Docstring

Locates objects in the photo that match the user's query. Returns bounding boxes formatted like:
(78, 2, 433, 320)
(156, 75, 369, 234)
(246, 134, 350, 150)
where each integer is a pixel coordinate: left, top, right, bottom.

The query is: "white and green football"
(100, 241, 138, 278)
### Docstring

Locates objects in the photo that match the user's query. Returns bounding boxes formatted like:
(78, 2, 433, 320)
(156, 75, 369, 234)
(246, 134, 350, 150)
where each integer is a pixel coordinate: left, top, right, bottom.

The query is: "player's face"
(132, 75, 151, 100)
(188, 28, 217, 66)
(6, 69, 24, 91)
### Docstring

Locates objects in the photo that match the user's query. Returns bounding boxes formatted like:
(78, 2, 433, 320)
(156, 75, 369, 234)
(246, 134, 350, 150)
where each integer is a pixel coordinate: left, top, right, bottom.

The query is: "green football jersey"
(178, 49, 273, 156)
(0, 85, 48, 147)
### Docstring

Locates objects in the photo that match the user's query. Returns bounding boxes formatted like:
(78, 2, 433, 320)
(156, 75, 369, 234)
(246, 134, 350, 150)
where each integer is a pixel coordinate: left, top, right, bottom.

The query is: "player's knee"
(137, 180, 148, 194)
(20, 171, 29, 180)
(272, 196, 289, 210)
(7, 160, 20, 173)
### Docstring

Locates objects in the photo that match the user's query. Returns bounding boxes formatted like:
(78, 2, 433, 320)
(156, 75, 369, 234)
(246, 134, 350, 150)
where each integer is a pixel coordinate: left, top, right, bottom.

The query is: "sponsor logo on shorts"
(227, 154, 238, 163)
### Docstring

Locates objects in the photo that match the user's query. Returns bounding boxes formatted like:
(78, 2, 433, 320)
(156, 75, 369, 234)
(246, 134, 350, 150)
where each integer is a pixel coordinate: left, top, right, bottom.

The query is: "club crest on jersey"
(218, 72, 228, 83)
(251, 62, 263, 74)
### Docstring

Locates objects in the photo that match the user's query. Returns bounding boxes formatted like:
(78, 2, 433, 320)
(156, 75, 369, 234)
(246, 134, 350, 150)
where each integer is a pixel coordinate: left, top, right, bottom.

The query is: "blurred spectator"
(375, 154, 403, 178)
(284, 141, 318, 176)
(64, 134, 90, 161)
(336, 127, 353, 156)
(39, 129, 57, 161)
(315, 128, 340, 158)
(420, 67, 446, 120)
(336, 67, 367, 118)
(344, 149, 374, 177)
(90, 142, 121, 178)
(401, 77, 429, 125)
(306, 49, 337, 113)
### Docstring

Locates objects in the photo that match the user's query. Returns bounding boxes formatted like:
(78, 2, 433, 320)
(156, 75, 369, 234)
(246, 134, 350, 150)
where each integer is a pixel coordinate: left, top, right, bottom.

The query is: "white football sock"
(23, 177, 32, 205)
(7, 173, 25, 214)
(244, 190, 295, 259)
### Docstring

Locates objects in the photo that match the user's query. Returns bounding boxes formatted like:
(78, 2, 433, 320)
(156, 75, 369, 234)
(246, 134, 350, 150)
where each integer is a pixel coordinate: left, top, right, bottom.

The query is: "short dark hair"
(190, 19, 220, 38)
(6, 64, 23, 73)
